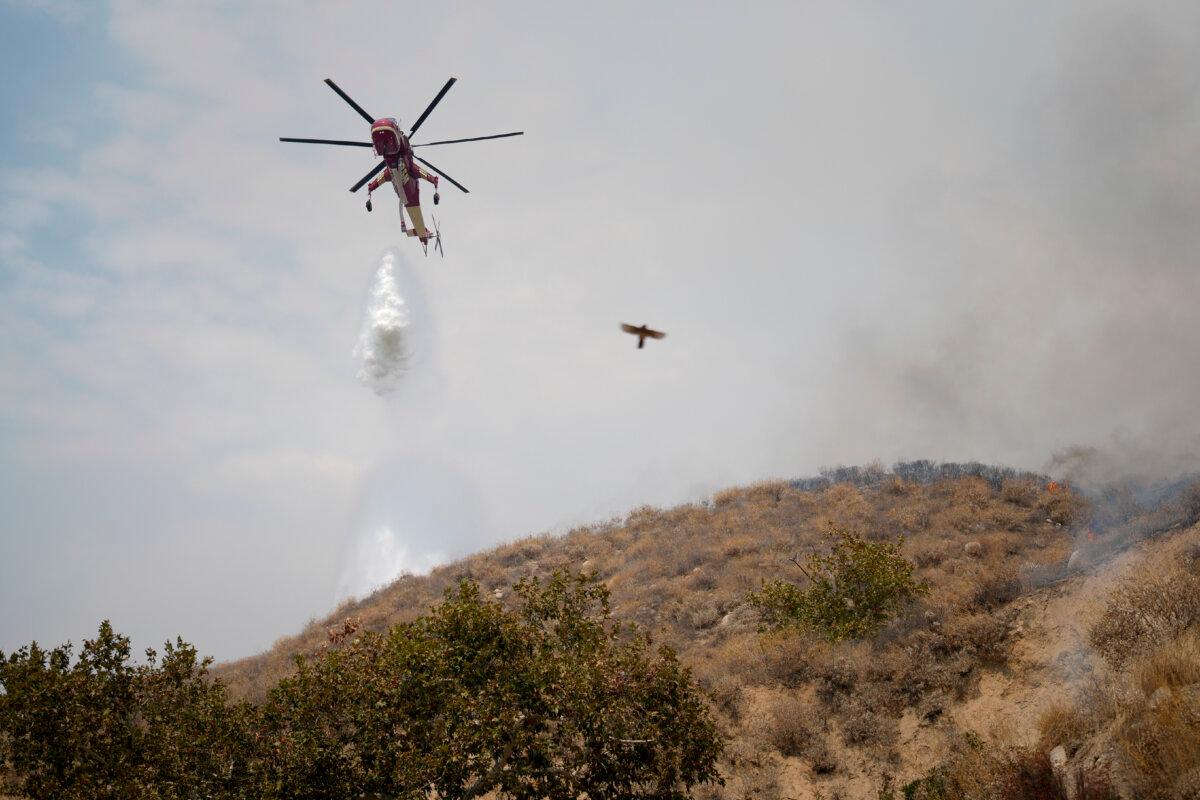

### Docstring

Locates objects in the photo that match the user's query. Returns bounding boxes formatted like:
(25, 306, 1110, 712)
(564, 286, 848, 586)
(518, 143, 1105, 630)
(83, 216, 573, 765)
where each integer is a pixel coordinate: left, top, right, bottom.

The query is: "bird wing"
(620, 323, 641, 335)
(645, 328, 666, 339)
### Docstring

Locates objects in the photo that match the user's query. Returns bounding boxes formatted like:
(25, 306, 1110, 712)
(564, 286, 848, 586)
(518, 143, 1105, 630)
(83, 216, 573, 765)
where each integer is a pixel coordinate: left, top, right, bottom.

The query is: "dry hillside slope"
(217, 462, 1200, 798)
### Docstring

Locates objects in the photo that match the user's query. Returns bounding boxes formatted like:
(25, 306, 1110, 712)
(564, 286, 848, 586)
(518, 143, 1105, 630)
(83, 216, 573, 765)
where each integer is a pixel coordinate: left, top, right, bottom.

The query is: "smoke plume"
(822, 3, 1200, 483)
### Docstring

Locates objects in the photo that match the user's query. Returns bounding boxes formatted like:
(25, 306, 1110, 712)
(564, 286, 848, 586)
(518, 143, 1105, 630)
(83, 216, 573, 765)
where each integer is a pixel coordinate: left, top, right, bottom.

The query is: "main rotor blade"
(408, 77, 457, 136)
(350, 161, 387, 193)
(413, 131, 524, 148)
(280, 137, 373, 147)
(414, 156, 468, 193)
(324, 78, 375, 124)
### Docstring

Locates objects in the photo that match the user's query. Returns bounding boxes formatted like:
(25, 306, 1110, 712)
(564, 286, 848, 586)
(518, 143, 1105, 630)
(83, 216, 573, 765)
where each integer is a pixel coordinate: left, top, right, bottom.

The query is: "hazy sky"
(3, 1, 1199, 660)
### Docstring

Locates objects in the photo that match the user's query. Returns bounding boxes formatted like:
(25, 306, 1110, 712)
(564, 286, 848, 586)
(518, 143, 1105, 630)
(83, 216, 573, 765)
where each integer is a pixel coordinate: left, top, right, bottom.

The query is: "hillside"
(216, 462, 1200, 798)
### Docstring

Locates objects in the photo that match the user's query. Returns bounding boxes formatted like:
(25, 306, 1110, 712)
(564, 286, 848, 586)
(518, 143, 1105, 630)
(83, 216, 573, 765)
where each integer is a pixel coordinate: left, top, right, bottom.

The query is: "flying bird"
(621, 323, 667, 349)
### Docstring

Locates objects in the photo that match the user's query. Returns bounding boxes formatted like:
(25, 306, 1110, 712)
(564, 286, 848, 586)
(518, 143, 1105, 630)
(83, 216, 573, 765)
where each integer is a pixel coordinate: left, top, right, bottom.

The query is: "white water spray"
(336, 524, 447, 600)
(334, 454, 486, 604)
(353, 251, 414, 395)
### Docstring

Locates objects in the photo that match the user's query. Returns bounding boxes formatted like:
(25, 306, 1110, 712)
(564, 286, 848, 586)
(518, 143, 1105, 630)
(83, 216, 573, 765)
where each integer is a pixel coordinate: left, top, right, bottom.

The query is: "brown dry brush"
(1041, 541, 1200, 800)
(217, 464, 1076, 704)
(891, 738, 1119, 800)
(1111, 632, 1200, 799)
(1037, 700, 1094, 754)
(194, 464, 1095, 798)
(1090, 560, 1200, 668)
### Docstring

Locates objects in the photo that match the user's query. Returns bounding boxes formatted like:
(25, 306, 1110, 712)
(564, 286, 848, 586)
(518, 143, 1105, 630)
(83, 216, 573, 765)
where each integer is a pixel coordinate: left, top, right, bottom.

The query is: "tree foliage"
(0, 621, 251, 799)
(749, 528, 928, 641)
(0, 573, 723, 800)
(256, 573, 721, 799)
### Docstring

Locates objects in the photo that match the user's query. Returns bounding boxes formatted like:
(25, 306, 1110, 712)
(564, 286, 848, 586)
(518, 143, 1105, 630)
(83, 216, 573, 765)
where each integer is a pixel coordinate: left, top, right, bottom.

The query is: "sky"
(2, 0, 1199, 661)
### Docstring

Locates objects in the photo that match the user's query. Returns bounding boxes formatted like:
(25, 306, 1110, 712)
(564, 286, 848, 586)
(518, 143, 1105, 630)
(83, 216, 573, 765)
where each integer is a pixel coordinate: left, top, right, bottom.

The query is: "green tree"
(2, 574, 723, 799)
(254, 572, 723, 800)
(0, 621, 253, 800)
(750, 529, 928, 641)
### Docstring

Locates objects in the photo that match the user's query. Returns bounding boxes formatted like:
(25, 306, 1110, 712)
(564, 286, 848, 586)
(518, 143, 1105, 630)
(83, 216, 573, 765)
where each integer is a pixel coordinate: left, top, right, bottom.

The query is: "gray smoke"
(824, 2, 1200, 482)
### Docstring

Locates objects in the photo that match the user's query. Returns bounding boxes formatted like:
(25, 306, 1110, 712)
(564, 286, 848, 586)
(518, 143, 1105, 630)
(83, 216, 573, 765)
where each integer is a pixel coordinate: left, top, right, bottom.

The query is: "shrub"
(813, 654, 860, 705)
(1000, 479, 1040, 508)
(767, 695, 818, 757)
(707, 675, 743, 721)
(910, 543, 945, 568)
(1, 575, 726, 800)
(971, 569, 1023, 610)
(259, 573, 724, 800)
(1131, 629, 1200, 696)
(1112, 634, 1200, 798)
(840, 697, 896, 748)
(1176, 768, 1200, 800)
(1037, 485, 1087, 527)
(0, 622, 253, 800)
(1037, 701, 1091, 752)
(999, 749, 1067, 799)
(897, 733, 1002, 800)
(808, 740, 839, 774)
(1000, 749, 1119, 800)
(895, 737, 1118, 800)
(1089, 562, 1200, 667)
(944, 612, 1011, 666)
(749, 529, 928, 641)
(756, 633, 819, 688)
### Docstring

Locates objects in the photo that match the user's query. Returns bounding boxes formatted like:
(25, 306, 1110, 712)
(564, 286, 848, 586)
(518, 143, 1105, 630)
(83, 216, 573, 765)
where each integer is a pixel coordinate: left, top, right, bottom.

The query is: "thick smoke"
(353, 251, 421, 396)
(822, 3, 1200, 482)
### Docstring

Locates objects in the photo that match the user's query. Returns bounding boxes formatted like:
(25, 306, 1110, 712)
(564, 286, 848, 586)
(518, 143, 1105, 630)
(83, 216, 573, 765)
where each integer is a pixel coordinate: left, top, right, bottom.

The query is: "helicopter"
(280, 77, 522, 255)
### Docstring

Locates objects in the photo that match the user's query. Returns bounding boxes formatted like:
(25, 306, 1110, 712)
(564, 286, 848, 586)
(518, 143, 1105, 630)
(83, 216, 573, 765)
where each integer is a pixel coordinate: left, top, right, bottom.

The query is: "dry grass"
(840, 693, 898, 750)
(1031, 533, 1200, 800)
(898, 738, 1120, 800)
(213, 464, 1091, 798)
(218, 470, 1074, 700)
(1112, 633, 1200, 799)
(1089, 558, 1200, 668)
(1037, 700, 1092, 753)
(904, 735, 1006, 799)
(1131, 629, 1200, 695)
(1114, 690, 1200, 799)
(971, 569, 1023, 610)
(767, 694, 822, 759)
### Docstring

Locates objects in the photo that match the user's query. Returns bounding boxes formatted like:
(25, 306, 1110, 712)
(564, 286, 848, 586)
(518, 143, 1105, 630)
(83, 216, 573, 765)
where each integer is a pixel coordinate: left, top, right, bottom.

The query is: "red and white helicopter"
(280, 77, 522, 256)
